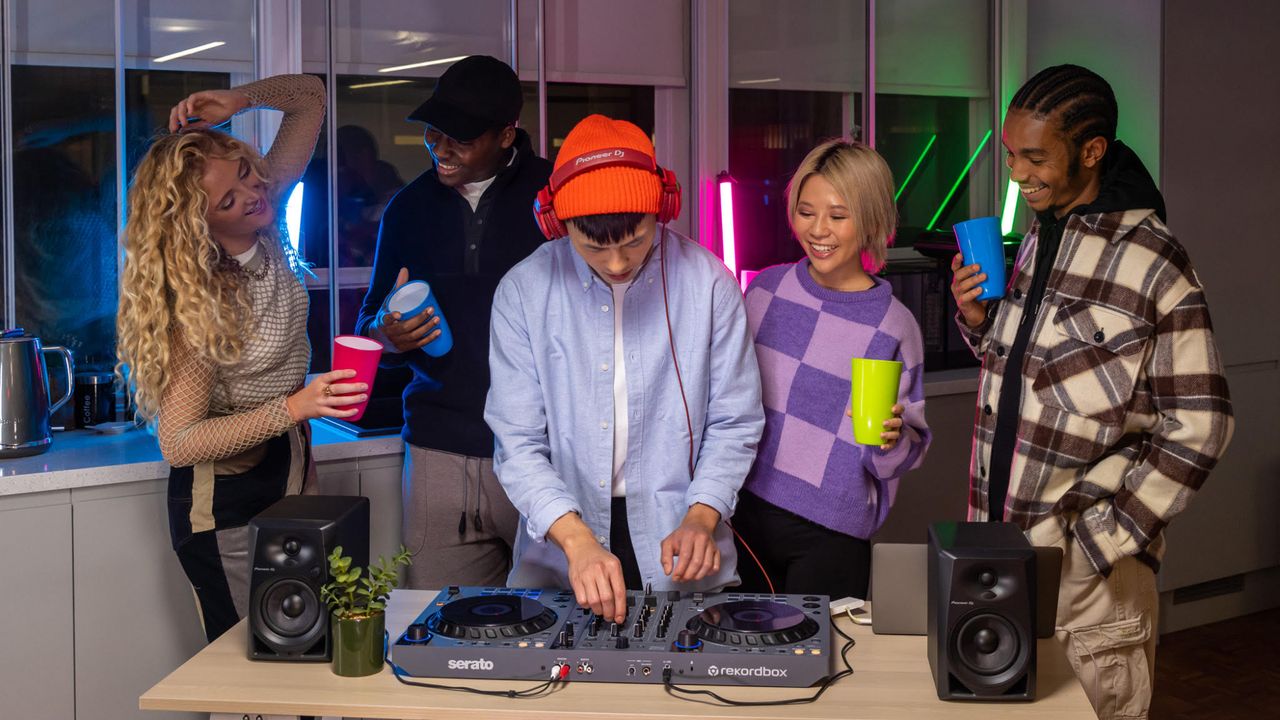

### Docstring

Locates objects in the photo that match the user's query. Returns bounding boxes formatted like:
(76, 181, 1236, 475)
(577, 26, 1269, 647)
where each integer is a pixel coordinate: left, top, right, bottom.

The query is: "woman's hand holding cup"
(847, 403, 905, 451)
(284, 369, 369, 422)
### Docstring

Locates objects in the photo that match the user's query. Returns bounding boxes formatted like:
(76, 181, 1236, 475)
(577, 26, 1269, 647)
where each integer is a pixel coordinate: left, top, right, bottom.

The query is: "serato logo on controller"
(446, 658, 494, 671)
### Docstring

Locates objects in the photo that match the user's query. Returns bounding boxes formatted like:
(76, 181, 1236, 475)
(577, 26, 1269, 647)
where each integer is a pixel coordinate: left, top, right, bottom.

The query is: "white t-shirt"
(458, 175, 497, 212)
(611, 280, 631, 497)
(457, 148, 515, 211)
(232, 242, 259, 265)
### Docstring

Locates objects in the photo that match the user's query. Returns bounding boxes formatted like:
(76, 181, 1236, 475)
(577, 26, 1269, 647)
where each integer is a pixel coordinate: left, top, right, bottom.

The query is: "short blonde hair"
(786, 140, 897, 273)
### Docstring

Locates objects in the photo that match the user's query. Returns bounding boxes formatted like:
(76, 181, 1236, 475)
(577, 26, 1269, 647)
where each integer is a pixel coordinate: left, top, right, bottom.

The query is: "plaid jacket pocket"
(1032, 300, 1154, 425)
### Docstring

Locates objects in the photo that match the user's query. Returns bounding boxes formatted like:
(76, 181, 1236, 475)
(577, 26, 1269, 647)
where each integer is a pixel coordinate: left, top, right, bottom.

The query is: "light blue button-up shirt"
(485, 228, 764, 591)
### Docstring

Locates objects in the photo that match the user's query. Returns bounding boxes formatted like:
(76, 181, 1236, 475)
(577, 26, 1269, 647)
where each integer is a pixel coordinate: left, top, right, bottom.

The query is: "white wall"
(1157, 0, 1280, 621)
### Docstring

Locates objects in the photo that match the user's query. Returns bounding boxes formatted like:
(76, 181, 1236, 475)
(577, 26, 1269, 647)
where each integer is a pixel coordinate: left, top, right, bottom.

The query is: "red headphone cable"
(659, 228, 774, 595)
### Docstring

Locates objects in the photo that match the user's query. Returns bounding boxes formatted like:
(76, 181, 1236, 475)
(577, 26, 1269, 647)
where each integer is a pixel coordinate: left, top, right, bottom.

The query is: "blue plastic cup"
(952, 216, 1007, 301)
(384, 280, 453, 357)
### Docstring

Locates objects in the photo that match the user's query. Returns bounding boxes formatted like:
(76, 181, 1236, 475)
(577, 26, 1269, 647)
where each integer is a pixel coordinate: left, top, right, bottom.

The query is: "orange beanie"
(551, 114, 663, 220)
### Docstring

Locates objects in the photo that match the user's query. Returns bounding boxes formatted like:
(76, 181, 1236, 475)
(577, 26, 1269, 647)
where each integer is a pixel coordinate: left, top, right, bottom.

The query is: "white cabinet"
(0, 492, 75, 720)
(0, 446, 402, 720)
(72, 480, 205, 720)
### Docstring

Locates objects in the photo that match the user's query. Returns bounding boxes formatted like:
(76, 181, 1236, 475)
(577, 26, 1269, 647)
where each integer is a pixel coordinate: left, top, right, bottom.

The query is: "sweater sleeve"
(157, 331, 298, 468)
(238, 74, 326, 192)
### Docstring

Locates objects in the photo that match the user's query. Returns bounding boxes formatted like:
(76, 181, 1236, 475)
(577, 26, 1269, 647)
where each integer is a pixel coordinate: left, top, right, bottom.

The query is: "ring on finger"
(322, 384, 333, 397)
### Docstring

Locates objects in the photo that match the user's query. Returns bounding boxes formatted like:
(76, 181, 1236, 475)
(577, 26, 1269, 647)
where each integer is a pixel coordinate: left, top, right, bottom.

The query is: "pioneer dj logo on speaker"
(447, 658, 495, 671)
(707, 665, 788, 678)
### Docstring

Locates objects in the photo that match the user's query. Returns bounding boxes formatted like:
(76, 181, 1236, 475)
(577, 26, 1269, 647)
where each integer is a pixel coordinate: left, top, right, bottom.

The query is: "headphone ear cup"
(534, 186, 564, 240)
(657, 167, 682, 224)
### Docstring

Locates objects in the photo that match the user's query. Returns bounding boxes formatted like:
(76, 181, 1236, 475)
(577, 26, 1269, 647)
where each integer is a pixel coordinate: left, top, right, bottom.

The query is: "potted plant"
(320, 544, 412, 677)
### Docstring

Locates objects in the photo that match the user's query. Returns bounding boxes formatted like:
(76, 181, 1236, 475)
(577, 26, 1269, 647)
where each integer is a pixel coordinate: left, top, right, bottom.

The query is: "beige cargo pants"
(1055, 538, 1159, 719)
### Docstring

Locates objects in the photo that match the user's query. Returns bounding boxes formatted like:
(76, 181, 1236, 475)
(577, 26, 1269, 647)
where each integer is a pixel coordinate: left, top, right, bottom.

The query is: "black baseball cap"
(407, 55, 522, 142)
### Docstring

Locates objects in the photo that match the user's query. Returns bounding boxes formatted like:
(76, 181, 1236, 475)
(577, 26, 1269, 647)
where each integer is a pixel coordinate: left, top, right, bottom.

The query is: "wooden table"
(141, 590, 1094, 719)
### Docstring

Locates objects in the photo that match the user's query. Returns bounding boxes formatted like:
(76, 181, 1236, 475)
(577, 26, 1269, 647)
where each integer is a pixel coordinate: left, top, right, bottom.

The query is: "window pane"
(11, 64, 117, 371)
(876, 0, 994, 240)
(728, 89, 850, 274)
(301, 1, 512, 378)
(10, 0, 119, 376)
(876, 0, 993, 372)
(531, 82, 655, 166)
(728, 0, 867, 278)
(125, 71, 232, 190)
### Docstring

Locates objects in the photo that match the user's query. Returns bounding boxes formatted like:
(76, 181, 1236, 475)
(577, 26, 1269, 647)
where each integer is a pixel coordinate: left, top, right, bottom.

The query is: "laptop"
(870, 542, 928, 635)
(870, 540, 1063, 638)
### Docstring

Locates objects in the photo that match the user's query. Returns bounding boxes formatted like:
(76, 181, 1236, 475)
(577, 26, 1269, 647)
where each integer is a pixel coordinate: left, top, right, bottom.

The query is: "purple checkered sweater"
(741, 261, 931, 539)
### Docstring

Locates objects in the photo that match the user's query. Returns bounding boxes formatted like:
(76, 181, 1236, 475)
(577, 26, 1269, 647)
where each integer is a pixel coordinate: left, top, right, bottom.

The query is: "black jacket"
(355, 129, 552, 457)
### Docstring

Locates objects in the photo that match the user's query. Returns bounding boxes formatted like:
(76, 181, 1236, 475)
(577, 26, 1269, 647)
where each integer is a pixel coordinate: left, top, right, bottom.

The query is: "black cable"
(383, 631, 566, 699)
(661, 622, 856, 706)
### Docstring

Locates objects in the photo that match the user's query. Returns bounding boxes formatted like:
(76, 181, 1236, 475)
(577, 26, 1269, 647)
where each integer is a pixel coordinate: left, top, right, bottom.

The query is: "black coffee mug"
(74, 372, 115, 428)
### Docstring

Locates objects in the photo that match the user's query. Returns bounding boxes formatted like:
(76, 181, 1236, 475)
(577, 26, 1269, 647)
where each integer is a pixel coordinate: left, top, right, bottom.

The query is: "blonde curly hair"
(116, 129, 301, 425)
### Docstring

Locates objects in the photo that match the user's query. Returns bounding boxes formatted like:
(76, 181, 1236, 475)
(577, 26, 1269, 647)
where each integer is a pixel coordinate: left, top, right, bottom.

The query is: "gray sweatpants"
(401, 444, 520, 590)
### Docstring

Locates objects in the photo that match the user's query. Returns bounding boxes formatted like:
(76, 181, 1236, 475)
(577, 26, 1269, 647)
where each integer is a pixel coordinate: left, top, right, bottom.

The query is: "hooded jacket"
(355, 129, 552, 457)
(958, 140, 1234, 576)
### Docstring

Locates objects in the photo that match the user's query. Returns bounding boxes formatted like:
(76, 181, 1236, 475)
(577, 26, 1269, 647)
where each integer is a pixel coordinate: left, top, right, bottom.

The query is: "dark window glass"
(728, 88, 853, 274)
(877, 93, 986, 245)
(303, 77, 652, 375)
(12, 65, 118, 373)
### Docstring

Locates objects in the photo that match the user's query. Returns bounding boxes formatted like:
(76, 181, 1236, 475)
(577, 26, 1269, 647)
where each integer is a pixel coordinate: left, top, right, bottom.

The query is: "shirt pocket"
(1032, 300, 1153, 425)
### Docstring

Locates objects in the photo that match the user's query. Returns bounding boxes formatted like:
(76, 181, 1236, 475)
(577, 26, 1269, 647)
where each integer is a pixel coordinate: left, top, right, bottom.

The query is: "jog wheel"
(430, 594, 559, 639)
(686, 600, 819, 646)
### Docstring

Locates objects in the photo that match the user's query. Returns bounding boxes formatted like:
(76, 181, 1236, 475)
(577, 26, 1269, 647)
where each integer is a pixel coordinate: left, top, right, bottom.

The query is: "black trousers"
(731, 490, 871, 599)
(168, 431, 302, 643)
(610, 497, 645, 590)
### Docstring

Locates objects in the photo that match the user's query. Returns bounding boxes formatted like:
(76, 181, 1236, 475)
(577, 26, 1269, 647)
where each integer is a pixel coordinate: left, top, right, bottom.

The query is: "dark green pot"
(330, 611, 385, 677)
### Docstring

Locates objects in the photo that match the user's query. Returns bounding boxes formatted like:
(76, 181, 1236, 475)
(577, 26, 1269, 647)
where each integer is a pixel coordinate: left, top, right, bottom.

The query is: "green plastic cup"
(850, 358, 903, 445)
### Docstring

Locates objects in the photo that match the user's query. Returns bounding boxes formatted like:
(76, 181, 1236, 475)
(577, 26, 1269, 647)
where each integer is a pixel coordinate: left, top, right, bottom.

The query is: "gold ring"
(322, 384, 333, 397)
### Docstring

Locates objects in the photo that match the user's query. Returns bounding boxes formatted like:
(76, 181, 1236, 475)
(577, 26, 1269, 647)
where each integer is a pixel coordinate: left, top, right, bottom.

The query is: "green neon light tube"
(894, 134, 937, 202)
(925, 128, 993, 231)
(1001, 178, 1019, 235)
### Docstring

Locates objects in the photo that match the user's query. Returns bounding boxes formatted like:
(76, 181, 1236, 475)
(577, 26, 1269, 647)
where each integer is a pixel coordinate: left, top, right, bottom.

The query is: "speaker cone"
(953, 612, 1020, 676)
(261, 578, 322, 638)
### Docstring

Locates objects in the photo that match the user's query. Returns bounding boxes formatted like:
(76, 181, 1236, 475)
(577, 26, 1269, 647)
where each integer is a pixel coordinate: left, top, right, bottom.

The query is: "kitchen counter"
(0, 368, 977, 499)
(0, 421, 403, 497)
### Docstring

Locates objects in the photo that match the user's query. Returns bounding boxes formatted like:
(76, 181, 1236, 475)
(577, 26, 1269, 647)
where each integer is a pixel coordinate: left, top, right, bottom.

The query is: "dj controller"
(391, 585, 833, 687)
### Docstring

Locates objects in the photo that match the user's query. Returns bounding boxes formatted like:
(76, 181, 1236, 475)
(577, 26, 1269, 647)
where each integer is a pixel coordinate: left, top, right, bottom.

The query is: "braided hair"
(1010, 64, 1118, 152)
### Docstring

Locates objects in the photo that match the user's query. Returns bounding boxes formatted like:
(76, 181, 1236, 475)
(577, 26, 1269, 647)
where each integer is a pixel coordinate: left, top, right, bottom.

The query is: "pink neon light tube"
(718, 174, 737, 278)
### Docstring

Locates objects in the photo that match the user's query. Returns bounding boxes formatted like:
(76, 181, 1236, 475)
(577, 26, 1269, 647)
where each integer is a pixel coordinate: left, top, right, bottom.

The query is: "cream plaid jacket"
(959, 208, 1234, 576)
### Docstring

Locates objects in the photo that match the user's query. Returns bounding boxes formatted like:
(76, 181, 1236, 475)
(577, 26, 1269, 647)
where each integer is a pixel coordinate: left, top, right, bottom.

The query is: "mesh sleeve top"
(158, 74, 325, 467)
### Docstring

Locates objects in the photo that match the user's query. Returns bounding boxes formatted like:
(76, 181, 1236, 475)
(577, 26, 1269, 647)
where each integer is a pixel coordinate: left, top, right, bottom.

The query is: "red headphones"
(533, 147, 682, 240)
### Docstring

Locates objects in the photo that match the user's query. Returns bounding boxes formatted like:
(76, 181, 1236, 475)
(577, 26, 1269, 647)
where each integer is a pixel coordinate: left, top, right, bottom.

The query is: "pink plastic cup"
(331, 335, 382, 421)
